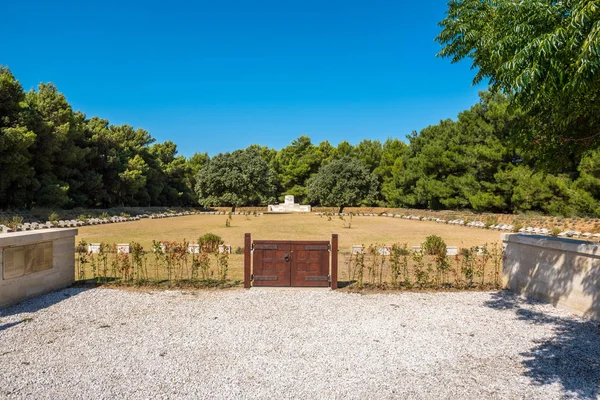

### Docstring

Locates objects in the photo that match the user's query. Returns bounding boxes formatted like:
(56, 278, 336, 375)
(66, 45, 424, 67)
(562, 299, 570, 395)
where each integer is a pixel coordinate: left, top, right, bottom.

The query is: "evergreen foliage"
(3, 65, 600, 217)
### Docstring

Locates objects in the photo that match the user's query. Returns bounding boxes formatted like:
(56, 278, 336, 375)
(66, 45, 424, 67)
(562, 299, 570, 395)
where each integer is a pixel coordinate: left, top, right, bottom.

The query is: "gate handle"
(284, 253, 291, 262)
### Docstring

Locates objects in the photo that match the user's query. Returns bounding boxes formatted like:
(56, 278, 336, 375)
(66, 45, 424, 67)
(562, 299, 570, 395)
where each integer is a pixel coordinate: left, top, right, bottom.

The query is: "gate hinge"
(251, 274, 254, 280)
(328, 243, 332, 252)
(251, 243, 255, 251)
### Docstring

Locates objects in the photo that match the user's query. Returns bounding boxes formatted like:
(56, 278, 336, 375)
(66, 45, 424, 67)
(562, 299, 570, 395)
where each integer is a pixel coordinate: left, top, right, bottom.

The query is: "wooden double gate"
(243, 233, 338, 289)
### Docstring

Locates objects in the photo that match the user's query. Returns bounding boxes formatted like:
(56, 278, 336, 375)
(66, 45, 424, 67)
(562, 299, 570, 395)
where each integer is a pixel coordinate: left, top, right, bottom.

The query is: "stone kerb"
(0, 228, 78, 308)
(501, 233, 600, 321)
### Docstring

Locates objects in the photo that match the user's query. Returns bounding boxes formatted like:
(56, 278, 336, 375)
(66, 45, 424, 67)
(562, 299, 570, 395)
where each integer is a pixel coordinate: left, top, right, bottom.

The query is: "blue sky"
(1, 0, 484, 157)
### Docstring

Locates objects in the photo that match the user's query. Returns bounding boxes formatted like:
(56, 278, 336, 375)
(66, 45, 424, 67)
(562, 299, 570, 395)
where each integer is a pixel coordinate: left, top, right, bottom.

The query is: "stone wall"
(0, 228, 77, 308)
(502, 233, 600, 321)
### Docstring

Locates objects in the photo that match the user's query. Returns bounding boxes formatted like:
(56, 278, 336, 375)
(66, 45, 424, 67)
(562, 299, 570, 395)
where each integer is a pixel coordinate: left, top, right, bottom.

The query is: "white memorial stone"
(351, 245, 364, 254)
(88, 243, 101, 254)
(378, 246, 391, 256)
(446, 246, 459, 256)
(267, 195, 311, 213)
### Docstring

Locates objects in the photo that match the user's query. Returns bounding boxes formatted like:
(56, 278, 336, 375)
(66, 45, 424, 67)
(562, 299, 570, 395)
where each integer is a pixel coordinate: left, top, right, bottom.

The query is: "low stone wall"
(0, 228, 77, 308)
(502, 233, 600, 320)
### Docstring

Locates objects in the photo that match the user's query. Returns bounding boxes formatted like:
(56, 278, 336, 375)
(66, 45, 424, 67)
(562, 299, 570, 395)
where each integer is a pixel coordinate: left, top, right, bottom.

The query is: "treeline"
(0, 67, 196, 209)
(3, 66, 600, 216)
(196, 92, 600, 217)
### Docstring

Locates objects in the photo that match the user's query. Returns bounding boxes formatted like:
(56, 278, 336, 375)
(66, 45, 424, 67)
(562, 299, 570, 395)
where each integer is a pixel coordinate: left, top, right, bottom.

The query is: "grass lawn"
(76, 213, 502, 284)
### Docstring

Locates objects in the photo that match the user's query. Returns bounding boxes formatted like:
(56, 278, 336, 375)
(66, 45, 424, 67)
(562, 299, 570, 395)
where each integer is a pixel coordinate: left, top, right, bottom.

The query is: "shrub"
(551, 227, 562, 237)
(7, 216, 23, 230)
(423, 235, 446, 256)
(512, 221, 523, 232)
(48, 212, 60, 223)
(198, 233, 223, 252)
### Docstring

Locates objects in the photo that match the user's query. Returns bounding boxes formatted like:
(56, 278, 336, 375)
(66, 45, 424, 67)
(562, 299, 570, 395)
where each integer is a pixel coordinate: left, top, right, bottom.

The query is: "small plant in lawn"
(551, 227, 562, 237)
(512, 221, 523, 233)
(225, 218, 231, 228)
(217, 251, 229, 282)
(411, 248, 427, 288)
(152, 240, 165, 280)
(366, 245, 378, 284)
(99, 212, 110, 219)
(460, 248, 477, 287)
(490, 242, 502, 288)
(341, 214, 352, 229)
(484, 215, 498, 228)
(234, 246, 244, 254)
(423, 235, 446, 257)
(7, 216, 23, 230)
(48, 212, 60, 225)
(130, 242, 146, 282)
(198, 233, 223, 253)
(354, 251, 365, 288)
(76, 239, 88, 281)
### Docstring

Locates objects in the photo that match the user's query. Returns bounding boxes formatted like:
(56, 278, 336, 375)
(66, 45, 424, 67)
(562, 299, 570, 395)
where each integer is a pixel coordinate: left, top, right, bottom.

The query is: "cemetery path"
(0, 288, 598, 399)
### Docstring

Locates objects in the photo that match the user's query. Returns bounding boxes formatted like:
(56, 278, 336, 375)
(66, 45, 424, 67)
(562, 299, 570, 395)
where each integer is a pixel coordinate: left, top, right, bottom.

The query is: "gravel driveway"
(1, 287, 599, 399)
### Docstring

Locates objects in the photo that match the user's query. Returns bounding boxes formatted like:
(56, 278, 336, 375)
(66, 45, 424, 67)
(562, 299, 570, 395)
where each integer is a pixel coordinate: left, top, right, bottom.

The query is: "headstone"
(378, 246, 391, 256)
(267, 195, 311, 213)
(88, 243, 101, 254)
(351, 245, 364, 254)
(446, 246, 459, 256)
(188, 244, 200, 254)
(218, 244, 231, 254)
(117, 244, 130, 254)
(411, 246, 422, 253)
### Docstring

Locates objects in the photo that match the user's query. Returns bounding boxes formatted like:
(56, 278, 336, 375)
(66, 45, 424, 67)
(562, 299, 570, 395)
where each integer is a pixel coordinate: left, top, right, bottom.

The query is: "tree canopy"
(194, 147, 277, 209)
(307, 157, 379, 212)
(436, 0, 600, 161)
(4, 66, 600, 217)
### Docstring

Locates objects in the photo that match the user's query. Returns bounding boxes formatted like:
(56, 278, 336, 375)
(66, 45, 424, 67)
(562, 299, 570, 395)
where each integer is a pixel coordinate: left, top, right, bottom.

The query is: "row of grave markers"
(86, 243, 232, 254)
(350, 245, 460, 256)
(1, 210, 267, 234)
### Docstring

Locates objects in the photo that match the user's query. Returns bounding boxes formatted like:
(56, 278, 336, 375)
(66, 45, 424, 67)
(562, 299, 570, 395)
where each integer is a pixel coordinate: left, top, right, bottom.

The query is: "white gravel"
(0, 287, 599, 399)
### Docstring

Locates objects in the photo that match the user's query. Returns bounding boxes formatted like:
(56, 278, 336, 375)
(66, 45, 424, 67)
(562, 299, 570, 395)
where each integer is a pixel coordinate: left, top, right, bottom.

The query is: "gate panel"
(252, 241, 291, 287)
(291, 242, 330, 287)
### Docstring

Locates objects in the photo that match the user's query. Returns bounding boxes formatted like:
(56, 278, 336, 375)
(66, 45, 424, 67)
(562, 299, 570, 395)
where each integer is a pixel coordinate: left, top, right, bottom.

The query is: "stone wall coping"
(501, 233, 600, 258)
(0, 228, 78, 248)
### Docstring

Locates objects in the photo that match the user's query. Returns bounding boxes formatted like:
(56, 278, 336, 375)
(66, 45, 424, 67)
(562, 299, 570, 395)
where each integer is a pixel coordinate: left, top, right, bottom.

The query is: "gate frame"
(244, 233, 338, 289)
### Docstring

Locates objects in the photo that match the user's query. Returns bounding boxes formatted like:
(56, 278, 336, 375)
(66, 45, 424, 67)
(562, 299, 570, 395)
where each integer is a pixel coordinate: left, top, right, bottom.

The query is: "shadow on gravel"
(336, 280, 356, 289)
(486, 291, 600, 399)
(0, 287, 90, 320)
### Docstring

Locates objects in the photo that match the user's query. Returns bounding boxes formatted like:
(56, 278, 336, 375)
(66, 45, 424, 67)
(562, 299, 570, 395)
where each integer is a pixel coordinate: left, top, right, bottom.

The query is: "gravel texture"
(0, 287, 599, 399)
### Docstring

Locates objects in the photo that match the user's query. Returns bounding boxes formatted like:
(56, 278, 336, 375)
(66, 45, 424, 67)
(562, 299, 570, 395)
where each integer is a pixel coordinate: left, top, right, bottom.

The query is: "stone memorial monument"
(267, 195, 311, 213)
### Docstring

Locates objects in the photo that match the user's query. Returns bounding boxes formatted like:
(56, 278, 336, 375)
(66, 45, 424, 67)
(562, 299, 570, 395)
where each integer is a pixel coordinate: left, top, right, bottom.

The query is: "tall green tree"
(307, 157, 379, 212)
(0, 67, 36, 209)
(195, 147, 277, 210)
(437, 0, 600, 162)
(271, 136, 320, 201)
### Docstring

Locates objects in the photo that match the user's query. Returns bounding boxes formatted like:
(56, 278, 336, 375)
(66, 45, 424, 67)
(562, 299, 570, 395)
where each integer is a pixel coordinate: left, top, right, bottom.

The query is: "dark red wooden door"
(252, 241, 291, 286)
(291, 242, 330, 287)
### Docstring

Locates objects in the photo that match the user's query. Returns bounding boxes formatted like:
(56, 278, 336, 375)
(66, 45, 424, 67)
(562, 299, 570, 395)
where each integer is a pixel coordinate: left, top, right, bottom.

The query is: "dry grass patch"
(76, 213, 502, 284)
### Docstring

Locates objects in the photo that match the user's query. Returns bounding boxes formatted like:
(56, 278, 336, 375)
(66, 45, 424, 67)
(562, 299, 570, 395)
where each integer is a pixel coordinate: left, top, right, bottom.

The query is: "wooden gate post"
(331, 234, 338, 289)
(244, 233, 251, 288)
